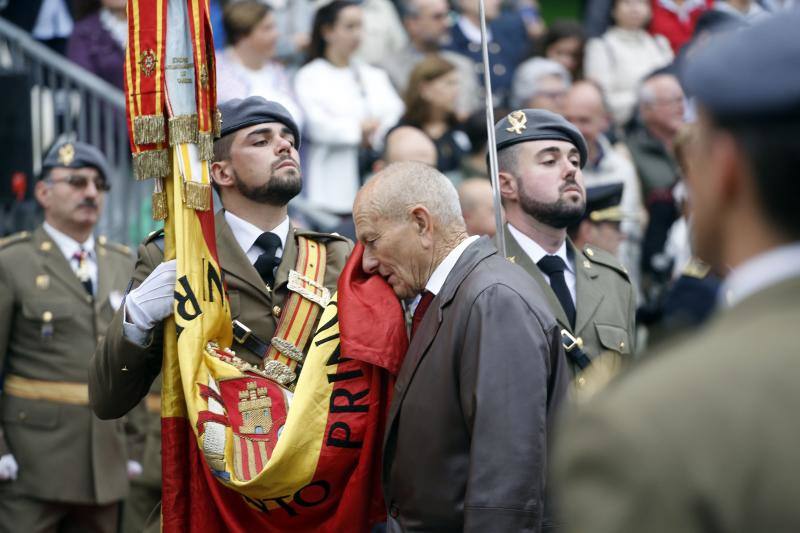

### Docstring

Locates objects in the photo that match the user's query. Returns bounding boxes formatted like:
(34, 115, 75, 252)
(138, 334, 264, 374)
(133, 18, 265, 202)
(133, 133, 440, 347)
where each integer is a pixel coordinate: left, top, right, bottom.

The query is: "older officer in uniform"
(89, 97, 351, 522)
(495, 109, 637, 380)
(553, 12, 800, 533)
(0, 141, 134, 532)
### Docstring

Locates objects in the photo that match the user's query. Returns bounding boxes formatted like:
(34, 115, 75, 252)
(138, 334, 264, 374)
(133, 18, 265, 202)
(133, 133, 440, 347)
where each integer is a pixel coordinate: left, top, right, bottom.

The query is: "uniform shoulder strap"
(580, 244, 630, 282)
(97, 235, 133, 256)
(0, 230, 31, 250)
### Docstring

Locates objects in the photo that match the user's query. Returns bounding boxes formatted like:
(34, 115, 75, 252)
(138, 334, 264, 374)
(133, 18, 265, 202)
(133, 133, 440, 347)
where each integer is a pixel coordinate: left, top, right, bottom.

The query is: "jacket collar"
(34, 226, 92, 302)
(214, 212, 297, 302)
(504, 224, 604, 337)
(384, 237, 495, 453)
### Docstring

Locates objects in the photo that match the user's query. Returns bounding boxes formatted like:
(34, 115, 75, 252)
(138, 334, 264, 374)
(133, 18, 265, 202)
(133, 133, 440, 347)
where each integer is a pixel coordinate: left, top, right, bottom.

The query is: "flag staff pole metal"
(477, 0, 506, 257)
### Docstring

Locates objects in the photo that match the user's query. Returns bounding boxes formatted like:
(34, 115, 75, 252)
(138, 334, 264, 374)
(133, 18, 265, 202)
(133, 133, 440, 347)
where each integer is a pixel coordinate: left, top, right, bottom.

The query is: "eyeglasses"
(47, 175, 111, 192)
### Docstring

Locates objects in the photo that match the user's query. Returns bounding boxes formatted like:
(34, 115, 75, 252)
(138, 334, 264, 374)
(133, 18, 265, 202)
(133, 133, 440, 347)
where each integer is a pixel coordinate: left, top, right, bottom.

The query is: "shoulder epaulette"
(0, 231, 31, 250)
(293, 228, 352, 245)
(581, 245, 630, 281)
(97, 235, 132, 256)
(142, 228, 166, 253)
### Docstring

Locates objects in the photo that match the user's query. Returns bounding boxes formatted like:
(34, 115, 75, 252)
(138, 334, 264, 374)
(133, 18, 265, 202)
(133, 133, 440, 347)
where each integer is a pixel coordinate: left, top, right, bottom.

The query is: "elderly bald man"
(353, 161, 569, 532)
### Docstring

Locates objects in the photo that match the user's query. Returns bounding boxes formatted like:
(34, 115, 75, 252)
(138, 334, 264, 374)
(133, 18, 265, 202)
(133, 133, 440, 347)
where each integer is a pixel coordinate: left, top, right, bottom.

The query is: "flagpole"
(478, 0, 506, 257)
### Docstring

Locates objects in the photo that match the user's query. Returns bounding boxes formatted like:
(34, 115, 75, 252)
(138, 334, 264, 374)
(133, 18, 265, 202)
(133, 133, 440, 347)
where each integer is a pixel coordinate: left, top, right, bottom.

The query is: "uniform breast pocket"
(21, 299, 74, 323)
(595, 323, 631, 355)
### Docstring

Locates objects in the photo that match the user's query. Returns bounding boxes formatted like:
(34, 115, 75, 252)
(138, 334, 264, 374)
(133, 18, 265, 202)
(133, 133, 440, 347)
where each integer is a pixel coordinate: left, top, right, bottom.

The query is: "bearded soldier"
(494, 109, 637, 384)
(89, 97, 351, 524)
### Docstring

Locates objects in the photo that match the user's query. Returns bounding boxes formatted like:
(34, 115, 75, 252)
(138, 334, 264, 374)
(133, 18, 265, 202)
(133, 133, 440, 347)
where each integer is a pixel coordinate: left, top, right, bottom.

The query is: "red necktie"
(410, 291, 434, 339)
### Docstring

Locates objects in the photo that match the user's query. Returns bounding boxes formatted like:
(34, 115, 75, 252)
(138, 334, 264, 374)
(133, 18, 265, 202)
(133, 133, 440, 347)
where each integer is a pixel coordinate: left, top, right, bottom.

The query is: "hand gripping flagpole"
(478, 0, 507, 257)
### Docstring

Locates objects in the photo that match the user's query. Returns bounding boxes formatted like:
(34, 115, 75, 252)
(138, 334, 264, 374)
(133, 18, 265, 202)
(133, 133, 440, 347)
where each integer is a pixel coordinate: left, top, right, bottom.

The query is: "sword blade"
(478, 0, 507, 257)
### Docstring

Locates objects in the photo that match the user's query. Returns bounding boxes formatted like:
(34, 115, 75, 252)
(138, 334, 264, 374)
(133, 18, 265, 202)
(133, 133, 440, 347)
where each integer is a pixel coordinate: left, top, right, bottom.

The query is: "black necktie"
(537, 255, 576, 329)
(253, 232, 282, 288)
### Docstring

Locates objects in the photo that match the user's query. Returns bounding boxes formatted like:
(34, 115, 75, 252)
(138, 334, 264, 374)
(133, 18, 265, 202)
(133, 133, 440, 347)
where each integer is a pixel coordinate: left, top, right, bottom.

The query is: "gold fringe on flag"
(183, 180, 211, 211)
(133, 115, 166, 145)
(151, 177, 168, 220)
(213, 108, 222, 138)
(133, 149, 170, 180)
(198, 131, 214, 162)
(169, 114, 198, 145)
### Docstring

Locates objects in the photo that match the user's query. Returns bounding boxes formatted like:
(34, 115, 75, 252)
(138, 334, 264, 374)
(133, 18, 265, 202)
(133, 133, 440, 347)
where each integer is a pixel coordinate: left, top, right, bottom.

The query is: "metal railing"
(0, 16, 157, 245)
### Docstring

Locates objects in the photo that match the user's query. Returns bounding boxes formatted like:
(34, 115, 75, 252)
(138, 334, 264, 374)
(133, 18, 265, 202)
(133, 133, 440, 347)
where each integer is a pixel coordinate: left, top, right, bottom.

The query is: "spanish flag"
(124, 1, 407, 530)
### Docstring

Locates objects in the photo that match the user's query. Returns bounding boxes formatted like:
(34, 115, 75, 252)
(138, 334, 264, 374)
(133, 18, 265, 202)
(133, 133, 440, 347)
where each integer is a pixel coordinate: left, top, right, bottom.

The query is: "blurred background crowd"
(0, 0, 795, 350)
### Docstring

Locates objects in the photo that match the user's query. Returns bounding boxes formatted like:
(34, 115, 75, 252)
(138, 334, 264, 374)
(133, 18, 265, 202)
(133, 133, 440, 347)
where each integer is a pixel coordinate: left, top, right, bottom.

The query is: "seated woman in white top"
(584, 0, 673, 126)
(216, 1, 303, 127)
(294, 0, 404, 215)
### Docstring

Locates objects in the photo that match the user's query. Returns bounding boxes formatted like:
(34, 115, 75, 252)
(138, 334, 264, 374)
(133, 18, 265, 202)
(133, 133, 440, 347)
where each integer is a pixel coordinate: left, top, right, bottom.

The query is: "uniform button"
(389, 504, 400, 518)
(489, 42, 501, 54)
(493, 64, 506, 76)
(18, 412, 27, 421)
(583, 260, 591, 269)
(577, 377, 586, 387)
(586, 248, 594, 257)
(468, 42, 480, 53)
(619, 341, 625, 350)
(272, 306, 281, 318)
(42, 311, 53, 322)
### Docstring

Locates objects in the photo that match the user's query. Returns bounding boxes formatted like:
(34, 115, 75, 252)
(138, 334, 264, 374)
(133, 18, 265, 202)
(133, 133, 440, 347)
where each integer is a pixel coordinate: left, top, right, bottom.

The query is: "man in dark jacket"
(353, 161, 569, 532)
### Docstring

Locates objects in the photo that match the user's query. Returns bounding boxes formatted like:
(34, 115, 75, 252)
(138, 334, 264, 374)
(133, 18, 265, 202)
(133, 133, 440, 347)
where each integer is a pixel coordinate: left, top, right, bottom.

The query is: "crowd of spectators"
(2, 0, 796, 343)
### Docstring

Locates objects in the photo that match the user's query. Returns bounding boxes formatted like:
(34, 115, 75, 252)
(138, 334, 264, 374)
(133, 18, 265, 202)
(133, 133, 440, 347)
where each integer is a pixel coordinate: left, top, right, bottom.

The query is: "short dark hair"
(223, 1, 271, 47)
(306, 1, 359, 64)
(722, 116, 800, 239)
(210, 134, 236, 194)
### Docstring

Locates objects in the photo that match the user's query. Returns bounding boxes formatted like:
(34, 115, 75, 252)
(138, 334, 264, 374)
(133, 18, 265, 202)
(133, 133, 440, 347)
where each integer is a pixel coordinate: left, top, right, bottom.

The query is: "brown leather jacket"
(383, 237, 570, 532)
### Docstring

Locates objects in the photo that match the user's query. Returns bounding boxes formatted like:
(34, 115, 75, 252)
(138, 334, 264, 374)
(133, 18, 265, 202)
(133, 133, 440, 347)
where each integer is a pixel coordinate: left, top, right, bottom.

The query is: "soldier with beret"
(553, 12, 800, 533)
(0, 140, 135, 532)
(89, 97, 352, 527)
(494, 108, 637, 383)
(567, 182, 626, 257)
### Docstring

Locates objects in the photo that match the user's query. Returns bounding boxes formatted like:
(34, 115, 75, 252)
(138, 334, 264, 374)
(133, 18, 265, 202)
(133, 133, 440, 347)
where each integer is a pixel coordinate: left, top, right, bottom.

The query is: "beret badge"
(506, 110, 527, 135)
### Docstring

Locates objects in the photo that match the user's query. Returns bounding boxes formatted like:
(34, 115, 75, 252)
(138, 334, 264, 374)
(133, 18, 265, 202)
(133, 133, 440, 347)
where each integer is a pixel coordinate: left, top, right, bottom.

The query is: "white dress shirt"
(508, 224, 577, 304)
(43, 221, 97, 293)
(720, 243, 800, 308)
(425, 236, 480, 296)
(224, 211, 289, 265)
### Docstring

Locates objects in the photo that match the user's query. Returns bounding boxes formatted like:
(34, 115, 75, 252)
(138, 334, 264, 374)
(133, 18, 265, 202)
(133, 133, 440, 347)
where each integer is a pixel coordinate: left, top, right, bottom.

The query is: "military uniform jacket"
(89, 213, 352, 420)
(505, 225, 636, 373)
(0, 226, 134, 504)
(553, 275, 800, 533)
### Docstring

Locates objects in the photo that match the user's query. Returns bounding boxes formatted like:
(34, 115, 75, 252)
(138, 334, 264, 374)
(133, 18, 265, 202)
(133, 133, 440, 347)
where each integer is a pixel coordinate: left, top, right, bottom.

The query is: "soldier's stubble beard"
(234, 157, 302, 207)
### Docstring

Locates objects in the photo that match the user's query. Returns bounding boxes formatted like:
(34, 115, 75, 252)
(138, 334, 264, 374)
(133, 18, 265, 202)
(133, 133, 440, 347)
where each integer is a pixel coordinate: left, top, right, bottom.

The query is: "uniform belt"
(3, 374, 89, 406)
(561, 329, 592, 370)
(233, 320, 269, 359)
(145, 393, 161, 414)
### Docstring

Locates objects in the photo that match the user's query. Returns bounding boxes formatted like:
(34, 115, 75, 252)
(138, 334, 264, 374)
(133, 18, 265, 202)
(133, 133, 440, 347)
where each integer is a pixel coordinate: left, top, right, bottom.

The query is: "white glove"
(0, 454, 18, 481)
(125, 260, 176, 331)
(127, 460, 143, 479)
